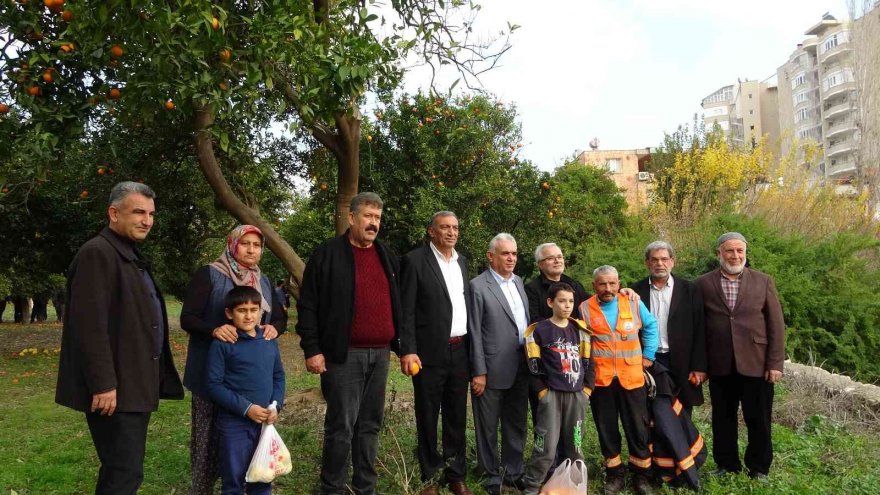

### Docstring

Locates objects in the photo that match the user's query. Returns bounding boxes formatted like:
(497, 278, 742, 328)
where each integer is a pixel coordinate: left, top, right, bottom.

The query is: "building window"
(795, 107, 809, 123)
(605, 159, 621, 173)
(793, 91, 808, 105)
(791, 72, 807, 89)
(823, 69, 854, 91)
(820, 31, 849, 54)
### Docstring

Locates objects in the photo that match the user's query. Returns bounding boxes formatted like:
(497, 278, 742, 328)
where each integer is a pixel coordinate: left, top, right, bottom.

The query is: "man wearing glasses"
(524, 243, 589, 324)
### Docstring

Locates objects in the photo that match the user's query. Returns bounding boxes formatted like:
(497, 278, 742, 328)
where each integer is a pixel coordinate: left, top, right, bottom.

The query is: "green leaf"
(219, 132, 230, 152)
(265, 77, 274, 90)
(293, 29, 303, 40)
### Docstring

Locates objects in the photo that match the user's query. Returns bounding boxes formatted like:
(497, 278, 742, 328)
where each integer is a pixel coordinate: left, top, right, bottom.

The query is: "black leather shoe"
(708, 467, 740, 476)
(633, 474, 655, 495)
(604, 474, 625, 495)
(749, 471, 769, 482)
(485, 484, 501, 495)
(502, 476, 526, 491)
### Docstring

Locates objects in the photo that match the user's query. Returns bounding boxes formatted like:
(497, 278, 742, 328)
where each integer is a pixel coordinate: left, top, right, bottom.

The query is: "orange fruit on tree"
(108, 87, 121, 99)
(219, 49, 231, 63)
(211, 17, 220, 30)
(0, 103, 9, 114)
(79, 190, 89, 199)
(27, 85, 41, 96)
(97, 167, 105, 175)
(164, 99, 175, 110)
(42, 70, 53, 82)
(61, 9, 73, 21)
(110, 45, 123, 58)
(218, 81, 229, 91)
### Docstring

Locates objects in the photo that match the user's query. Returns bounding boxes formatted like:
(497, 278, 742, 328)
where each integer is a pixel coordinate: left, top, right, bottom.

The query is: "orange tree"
(0, 0, 513, 294)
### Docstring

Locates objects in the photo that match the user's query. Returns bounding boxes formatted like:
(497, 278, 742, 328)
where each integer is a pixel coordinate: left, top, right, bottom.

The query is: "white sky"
(401, 0, 852, 171)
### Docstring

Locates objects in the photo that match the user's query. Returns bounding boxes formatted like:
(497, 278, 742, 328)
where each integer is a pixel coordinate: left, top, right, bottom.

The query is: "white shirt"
(649, 274, 674, 352)
(429, 242, 468, 337)
(489, 268, 528, 345)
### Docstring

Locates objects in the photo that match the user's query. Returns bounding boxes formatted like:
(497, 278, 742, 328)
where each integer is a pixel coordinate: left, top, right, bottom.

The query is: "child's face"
(224, 301, 261, 332)
(547, 290, 574, 319)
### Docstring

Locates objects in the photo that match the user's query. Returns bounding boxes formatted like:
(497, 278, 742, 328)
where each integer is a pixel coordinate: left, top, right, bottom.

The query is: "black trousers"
(653, 352, 693, 418)
(709, 372, 774, 475)
(86, 411, 152, 495)
(590, 379, 651, 474)
(412, 340, 469, 483)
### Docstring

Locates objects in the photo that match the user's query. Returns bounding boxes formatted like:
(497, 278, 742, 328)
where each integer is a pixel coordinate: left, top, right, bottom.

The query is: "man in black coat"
(524, 243, 590, 324)
(297, 192, 402, 495)
(399, 211, 473, 495)
(55, 181, 184, 495)
(631, 241, 706, 413)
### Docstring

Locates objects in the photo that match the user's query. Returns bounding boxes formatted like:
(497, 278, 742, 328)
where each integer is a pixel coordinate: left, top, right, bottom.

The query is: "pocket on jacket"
(753, 335, 768, 344)
(624, 355, 642, 366)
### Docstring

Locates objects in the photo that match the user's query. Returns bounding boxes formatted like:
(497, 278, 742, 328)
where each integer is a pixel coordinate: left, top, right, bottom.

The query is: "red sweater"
(350, 244, 395, 347)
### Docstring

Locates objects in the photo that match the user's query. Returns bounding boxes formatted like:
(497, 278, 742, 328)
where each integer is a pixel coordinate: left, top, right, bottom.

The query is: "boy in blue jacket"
(207, 286, 286, 495)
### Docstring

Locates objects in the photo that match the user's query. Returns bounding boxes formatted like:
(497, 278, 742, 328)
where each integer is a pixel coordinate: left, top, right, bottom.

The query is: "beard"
(719, 256, 745, 275)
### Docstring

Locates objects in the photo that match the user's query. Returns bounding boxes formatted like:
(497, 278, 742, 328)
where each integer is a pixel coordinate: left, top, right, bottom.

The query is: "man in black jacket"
(400, 211, 473, 495)
(297, 192, 402, 495)
(631, 241, 706, 414)
(55, 181, 184, 495)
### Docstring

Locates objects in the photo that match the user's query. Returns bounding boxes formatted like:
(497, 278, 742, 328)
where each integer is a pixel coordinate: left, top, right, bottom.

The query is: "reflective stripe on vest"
(579, 294, 644, 390)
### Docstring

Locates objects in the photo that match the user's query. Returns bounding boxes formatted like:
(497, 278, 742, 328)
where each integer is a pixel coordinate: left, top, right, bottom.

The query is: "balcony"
(819, 42, 852, 64)
(826, 160, 856, 179)
(823, 80, 856, 100)
(826, 141, 855, 158)
(825, 120, 857, 139)
(823, 101, 853, 120)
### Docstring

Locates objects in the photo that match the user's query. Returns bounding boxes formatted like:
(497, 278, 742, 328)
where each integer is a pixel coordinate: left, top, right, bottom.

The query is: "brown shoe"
(448, 481, 474, 495)
(419, 484, 440, 495)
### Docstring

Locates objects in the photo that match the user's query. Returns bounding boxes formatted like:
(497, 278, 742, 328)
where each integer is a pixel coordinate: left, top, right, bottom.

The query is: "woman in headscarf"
(181, 225, 286, 494)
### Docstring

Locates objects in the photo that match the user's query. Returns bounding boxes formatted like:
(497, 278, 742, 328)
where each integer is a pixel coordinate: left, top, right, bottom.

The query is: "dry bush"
(775, 359, 880, 434)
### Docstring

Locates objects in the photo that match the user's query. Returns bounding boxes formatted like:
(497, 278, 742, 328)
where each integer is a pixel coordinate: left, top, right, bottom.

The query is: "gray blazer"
(468, 269, 530, 389)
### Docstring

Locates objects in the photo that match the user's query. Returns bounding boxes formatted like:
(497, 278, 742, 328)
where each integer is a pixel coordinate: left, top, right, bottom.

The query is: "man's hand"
(688, 371, 708, 386)
(306, 353, 327, 374)
(212, 324, 238, 343)
(267, 408, 279, 425)
(642, 358, 653, 369)
(247, 405, 270, 423)
(765, 369, 783, 384)
(620, 288, 641, 301)
(400, 354, 422, 376)
(471, 374, 487, 397)
(262, 324, 279, 340)
(91, 389, 117, 416)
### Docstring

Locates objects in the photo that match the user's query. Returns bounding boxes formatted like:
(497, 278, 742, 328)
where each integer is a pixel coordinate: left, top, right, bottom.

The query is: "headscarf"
(210, 225, 272, 313)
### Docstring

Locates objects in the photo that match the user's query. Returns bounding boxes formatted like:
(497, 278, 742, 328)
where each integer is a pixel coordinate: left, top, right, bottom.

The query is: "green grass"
(2, 315, 879, 494)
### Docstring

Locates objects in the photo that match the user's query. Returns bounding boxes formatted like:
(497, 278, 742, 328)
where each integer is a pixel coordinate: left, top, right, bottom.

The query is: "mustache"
(366, 225, 378, 233)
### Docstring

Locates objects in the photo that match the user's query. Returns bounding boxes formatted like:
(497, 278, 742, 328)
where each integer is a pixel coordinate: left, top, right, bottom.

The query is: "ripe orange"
(27, 86, 41, 96)
(79, 190, 89, 199)
(366, 135, 373, 142)
(0, 103, 9, 114)
(97, 167, 105, 175)
(211, 17, 220, 30)
(61, 9, 73, 21)
(108, 87, 121, 99)
(110, 45, 123, 58)
(219, 49, 231, 63)
(164, 99, 175, 110)
(42, 70, 53, 82)
(410, 362, 421, 375)
(218, 81, 229, 91)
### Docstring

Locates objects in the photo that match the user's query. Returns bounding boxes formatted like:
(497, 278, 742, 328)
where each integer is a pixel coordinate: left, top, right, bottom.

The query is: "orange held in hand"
(410, 362, 420, 376)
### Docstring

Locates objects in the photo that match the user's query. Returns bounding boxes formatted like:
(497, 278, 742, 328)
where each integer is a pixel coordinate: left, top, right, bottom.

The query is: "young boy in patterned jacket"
(520, 282, 595, 495)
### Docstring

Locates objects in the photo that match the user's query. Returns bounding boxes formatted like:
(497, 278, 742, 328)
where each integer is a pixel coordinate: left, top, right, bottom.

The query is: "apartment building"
(700, 80, 780, 149)
(576, 148, 652, 212)
(777, 13, 858, 183)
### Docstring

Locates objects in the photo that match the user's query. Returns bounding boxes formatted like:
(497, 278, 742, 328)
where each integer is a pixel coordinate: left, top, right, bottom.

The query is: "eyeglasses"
(648, 257, 672, 264)
(540, 255, 565, 263)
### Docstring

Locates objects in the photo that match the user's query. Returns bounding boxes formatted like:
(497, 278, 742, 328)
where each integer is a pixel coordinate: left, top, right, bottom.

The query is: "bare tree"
(849, 0, 880, 213)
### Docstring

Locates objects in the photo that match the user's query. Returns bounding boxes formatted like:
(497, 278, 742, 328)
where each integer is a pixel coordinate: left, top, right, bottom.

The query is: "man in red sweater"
(297, 192, 402, 495)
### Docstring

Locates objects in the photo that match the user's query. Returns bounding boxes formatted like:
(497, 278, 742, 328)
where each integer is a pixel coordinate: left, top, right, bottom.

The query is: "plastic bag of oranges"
(245, 402, 293, 483)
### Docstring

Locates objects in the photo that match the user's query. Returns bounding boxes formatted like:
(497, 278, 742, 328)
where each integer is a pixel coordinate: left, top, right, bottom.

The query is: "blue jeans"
(320, 347, 390, 495)
(215, 409, 272, 495)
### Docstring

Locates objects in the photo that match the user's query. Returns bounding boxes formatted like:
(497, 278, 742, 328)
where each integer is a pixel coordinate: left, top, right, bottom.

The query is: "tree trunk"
(193, 106, 306, 298)
(333, 111, 362, 234)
